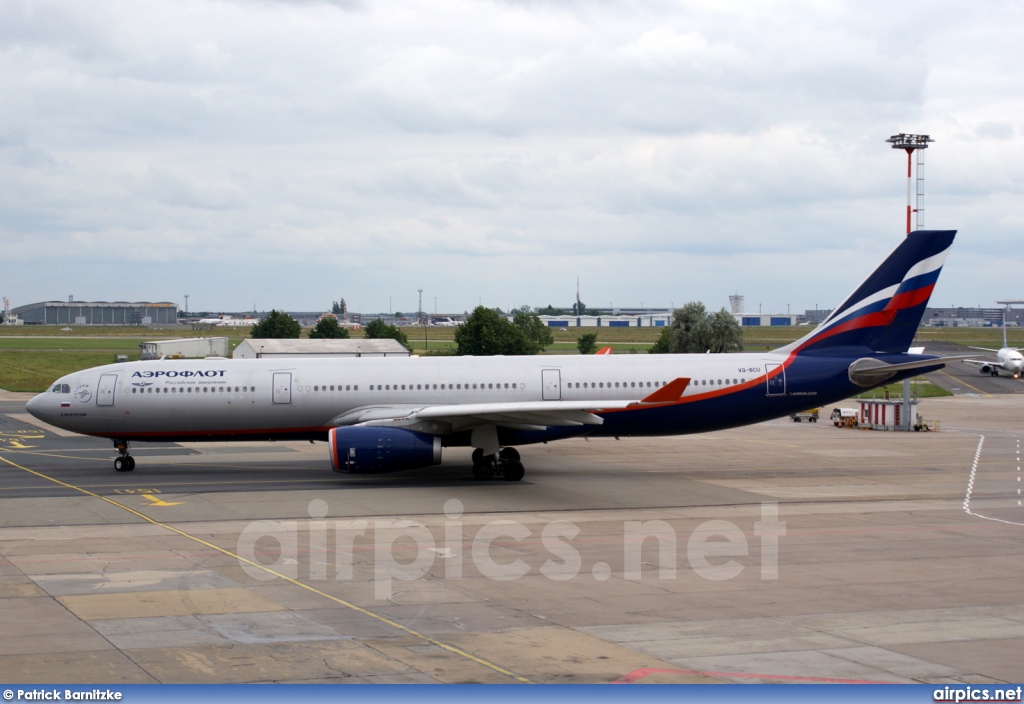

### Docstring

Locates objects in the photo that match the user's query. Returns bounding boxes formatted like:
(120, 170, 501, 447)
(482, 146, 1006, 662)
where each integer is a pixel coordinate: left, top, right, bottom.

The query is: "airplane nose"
(25, 393, 46, 420)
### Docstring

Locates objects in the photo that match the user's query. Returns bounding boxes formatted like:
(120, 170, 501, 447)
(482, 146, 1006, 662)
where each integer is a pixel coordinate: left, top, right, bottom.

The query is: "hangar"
(233, 338, 411, 359)
(12, 299, 179, 325)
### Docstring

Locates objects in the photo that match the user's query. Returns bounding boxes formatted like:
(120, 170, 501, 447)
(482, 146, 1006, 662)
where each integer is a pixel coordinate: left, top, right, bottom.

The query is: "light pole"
(886, 133, 933, 235)
(418, 288, 425, 353)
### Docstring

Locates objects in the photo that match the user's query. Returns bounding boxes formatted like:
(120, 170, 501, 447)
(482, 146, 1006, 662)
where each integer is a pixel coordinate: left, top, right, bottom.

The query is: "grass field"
(1, 324, 1018, 392)
(855, 377, 953, 399)
(0, 351, 130, 392)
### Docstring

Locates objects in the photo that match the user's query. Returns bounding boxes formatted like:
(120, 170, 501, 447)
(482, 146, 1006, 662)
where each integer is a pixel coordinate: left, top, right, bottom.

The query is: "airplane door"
(542, 369, 561, 400)
(96, 374, 118, 406)
(765, 363, 786, 396)
(273, 372, 292, 404)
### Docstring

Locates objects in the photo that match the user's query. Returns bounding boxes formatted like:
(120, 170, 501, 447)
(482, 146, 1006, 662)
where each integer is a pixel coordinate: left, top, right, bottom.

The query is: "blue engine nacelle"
(329, 426, 442, 474)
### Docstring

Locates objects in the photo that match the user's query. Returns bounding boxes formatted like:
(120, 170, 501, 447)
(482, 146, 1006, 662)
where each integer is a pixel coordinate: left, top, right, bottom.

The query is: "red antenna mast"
(886, 133, 934, 235)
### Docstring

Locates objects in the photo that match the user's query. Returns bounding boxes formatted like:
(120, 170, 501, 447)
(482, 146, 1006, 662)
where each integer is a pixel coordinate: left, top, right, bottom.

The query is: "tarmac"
(1, 378, 1022, 684)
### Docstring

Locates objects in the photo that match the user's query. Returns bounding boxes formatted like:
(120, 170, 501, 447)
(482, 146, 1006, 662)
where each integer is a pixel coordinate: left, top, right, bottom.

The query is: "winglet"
(595, 347, 613, 355)
(639, 377, 690, 404)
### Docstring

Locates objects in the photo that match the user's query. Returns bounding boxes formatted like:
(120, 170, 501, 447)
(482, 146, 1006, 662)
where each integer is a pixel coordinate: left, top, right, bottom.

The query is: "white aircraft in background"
(962, 317, 1023, 378)
(28, 230, 964, 481)
(433, 318, 462, 327)
(196, 315, 257, 327)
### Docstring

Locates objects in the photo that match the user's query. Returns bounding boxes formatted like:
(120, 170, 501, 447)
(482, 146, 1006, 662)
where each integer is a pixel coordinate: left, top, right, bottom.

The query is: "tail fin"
(780, 230, 956, 355)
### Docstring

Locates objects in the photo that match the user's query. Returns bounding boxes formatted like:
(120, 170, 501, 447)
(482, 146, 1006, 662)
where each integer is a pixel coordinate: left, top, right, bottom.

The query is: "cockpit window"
(52, 384, 71, 393)
(52, 385, 61, 393)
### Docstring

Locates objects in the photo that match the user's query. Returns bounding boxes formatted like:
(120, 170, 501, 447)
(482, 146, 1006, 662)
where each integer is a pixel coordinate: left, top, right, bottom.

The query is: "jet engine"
(978, 364, 994, 376)
(329, 426, 442, 474)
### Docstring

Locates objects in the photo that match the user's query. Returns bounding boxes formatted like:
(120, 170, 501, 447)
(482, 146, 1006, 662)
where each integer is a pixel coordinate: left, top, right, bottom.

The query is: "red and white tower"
(886, 133, 934, 235)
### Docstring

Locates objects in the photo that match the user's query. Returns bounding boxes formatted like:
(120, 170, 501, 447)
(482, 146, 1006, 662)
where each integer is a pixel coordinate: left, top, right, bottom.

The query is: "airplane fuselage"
(995, 348, 1024, 378)
(27, 351, 928, 445)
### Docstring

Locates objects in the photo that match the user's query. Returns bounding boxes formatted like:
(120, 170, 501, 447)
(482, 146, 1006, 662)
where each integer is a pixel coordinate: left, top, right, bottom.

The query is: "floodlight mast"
(886, 133, 933, 235)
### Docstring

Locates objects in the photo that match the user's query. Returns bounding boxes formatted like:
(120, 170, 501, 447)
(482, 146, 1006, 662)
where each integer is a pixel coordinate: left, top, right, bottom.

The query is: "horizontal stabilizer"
(848, 355, 972, 387)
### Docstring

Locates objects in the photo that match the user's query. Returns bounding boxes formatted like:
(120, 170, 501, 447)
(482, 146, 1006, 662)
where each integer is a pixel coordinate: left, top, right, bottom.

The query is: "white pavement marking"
(963, 433, 1024, 526)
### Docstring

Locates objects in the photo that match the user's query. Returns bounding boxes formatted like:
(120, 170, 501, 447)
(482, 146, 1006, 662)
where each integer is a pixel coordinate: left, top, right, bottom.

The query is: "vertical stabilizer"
(778, 230, 956, 355)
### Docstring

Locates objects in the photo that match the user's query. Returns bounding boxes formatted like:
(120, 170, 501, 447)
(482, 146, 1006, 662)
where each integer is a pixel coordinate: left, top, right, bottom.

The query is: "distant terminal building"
(737, 314, 799, 327)
(12, 299, 178, 325)
(140, 337, 230, 360)
(922, 307, 1021, 327)
(233, 339, 410, 359)
(802, 308, 834, 325)
(538, 314, 672, 328)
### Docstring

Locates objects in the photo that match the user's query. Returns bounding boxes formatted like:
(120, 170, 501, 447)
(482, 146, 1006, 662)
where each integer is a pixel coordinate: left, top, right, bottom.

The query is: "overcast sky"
(2, 0, 1022, 317)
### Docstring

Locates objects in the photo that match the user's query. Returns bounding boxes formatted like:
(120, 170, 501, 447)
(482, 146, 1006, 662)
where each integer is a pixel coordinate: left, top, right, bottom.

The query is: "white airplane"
(195, 315, 257, 327)
(433, 318, 461, 327)
(962, 318, 1023, 378)
(27, 230, 964, 481)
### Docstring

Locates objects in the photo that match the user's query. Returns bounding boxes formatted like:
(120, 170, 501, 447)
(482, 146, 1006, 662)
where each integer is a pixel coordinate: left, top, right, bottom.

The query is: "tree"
(454, 307, 554, 356)
(364, 318, 409, 349)
(648, 302, 743, 354)
(707, 308, 743, 353)
(648, 327, 671, 354)
(539, 304, 564, 316)
(455, 307, 521, 355)
(571, 299, 587, 316)
(512, 306, 553, 354)
(250, 309, 301, 339)
(669, 302, 714, 353)
(577, 332, 598, 355)
(309, 318, 350, 339)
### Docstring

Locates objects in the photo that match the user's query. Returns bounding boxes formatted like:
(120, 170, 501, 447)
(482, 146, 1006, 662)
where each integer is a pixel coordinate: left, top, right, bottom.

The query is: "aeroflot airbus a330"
(28, 230, 961, 481)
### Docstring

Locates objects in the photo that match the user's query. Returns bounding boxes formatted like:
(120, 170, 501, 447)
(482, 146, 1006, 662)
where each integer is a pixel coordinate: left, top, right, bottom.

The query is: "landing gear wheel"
(472, 448, 484, 466)
(498, 447, 520, 462)
(502, 460, 525, 481)
(112, 439, 134, 472)
(472, 461, 495, 481)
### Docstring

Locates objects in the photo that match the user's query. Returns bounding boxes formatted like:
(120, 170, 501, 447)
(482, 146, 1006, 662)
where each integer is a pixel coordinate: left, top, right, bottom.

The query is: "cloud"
(0, 0, 1022, 313)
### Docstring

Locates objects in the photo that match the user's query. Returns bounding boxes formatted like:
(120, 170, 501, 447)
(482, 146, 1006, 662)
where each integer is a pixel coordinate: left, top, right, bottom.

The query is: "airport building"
(233, 339, 411, 359)
(737, 314, 800, 326)
(12, 299, 179, 326)
(140, 337, 230, 360)
(922, 306, 1022, 327)
(538, 314, 671, 328)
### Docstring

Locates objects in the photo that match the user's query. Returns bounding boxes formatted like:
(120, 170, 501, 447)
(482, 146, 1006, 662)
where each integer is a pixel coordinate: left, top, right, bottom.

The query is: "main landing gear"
(112, 439, 135, 472)
(471, 447, 525, 482)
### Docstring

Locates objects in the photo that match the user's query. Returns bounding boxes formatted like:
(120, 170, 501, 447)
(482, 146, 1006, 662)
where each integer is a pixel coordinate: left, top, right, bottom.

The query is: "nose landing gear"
(471, 447, 525, 481)
(113, 439, 135, 472)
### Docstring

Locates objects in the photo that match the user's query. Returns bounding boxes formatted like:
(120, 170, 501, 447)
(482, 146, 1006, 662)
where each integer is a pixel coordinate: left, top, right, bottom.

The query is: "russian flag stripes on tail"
(780, 230, 956, 356)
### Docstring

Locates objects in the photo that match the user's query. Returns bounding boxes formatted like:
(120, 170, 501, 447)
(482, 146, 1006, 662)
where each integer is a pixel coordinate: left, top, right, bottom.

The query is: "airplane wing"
(967, 346, 1000, 352)
(327, 378, 692, 433)
(962, 358, 1000, 368)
